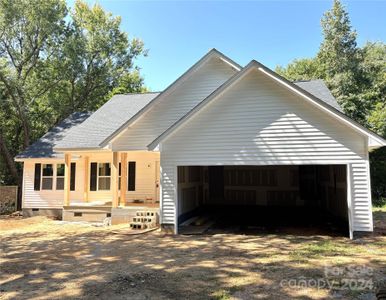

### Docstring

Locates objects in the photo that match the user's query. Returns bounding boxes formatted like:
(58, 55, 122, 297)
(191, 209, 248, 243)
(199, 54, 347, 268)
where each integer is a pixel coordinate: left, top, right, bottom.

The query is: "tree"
(317, 0, 359, 77)
(275, 58, 320, 82)
(0, 0, 67, 184)
(0, 0, 147, 188)
(53, 1, 147, 116)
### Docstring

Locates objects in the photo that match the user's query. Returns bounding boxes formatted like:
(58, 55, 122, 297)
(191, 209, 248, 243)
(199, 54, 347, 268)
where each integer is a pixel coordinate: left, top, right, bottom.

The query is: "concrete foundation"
(23, 208, 62, 219)
(62, 206, 111, 223)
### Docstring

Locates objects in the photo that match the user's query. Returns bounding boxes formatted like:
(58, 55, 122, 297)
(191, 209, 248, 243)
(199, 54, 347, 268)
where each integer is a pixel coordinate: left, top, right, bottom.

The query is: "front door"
(155, 161, 160, 203)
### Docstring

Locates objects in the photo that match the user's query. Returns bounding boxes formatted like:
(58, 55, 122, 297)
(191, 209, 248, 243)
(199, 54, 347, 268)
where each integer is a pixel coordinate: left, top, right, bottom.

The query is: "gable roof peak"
(148, 56, 386, 150)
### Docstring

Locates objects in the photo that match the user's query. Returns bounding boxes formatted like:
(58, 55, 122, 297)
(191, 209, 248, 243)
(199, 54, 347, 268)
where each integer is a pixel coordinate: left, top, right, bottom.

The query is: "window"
(70, 163, 76, 191)
(42, 164, 53, 190)
(56, 164, 65, 190)
(118, 163, 121, 190)
(128, 161, 136, 191)
(98, 163, 111, 190)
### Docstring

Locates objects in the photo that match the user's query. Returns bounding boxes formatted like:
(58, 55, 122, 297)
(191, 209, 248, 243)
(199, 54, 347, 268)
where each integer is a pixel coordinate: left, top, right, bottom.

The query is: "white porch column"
(111, 152, 119, 208)
(64, 153, 71, 206)
(120, 153, 127, 206)
(84, 156, 89, 202)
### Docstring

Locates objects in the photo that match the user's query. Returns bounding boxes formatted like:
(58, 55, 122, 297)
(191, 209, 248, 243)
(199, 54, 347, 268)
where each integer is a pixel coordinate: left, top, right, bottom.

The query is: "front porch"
(62, 203, 160, 225)
(61, 150, 160, 224)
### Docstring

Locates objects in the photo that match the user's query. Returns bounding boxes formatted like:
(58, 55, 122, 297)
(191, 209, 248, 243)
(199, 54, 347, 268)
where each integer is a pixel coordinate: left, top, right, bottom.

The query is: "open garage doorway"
(177, 165, 349, 236)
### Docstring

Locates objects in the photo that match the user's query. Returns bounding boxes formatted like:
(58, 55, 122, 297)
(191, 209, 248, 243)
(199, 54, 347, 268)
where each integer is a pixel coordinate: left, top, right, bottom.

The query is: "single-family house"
(15, 49, 386, 238)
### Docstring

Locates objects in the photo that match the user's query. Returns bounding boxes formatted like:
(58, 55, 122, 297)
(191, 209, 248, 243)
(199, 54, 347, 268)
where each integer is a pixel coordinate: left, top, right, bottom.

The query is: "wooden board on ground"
(179, 221, 215, 235)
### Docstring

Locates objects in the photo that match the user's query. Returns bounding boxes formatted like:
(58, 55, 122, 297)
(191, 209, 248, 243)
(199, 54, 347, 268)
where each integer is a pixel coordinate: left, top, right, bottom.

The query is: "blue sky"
(68, 1, 386, 91)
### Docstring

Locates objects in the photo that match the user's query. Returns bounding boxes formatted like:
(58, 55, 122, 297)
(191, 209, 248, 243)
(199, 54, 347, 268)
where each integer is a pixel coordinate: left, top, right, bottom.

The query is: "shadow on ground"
(1, 211, 385, 300)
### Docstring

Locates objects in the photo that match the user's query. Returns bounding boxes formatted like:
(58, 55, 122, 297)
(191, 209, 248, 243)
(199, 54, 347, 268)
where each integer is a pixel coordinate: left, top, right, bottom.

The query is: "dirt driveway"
(1, 210, 385, 300)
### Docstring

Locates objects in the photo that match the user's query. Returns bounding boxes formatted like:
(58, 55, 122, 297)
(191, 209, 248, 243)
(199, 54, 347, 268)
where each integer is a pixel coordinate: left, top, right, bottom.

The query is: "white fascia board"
(53, 147, 110, 152)
(100, 49, 242, 148)
(368, 137, 384, 150)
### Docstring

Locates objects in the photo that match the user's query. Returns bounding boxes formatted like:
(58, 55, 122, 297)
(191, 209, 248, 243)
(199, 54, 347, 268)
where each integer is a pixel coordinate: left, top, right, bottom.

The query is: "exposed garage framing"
(175, 164, 352, 237)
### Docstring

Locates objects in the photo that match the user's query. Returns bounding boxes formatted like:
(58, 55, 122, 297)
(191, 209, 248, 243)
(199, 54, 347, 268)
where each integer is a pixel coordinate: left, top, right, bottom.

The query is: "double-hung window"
(56, 164, 65, 190)
(34, 163, 76, 191)
(42, 164, 54, 190)
(98, 163, 111, 190)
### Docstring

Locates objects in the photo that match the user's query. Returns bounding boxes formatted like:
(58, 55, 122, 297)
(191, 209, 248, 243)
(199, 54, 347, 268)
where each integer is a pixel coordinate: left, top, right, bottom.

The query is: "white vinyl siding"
(111, 57, 237, 151)
(159, 69, 372, 232)
(23, 159, 84, 209)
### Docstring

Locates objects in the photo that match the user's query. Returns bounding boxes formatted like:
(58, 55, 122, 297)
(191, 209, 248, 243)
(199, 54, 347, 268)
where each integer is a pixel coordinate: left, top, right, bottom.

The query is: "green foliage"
(0, 0, 147, 185)
(370, 148, 386, 204)
(276, 0, 386, 203)
(275, 58, 320, 81)
(318, 0, 359, 77)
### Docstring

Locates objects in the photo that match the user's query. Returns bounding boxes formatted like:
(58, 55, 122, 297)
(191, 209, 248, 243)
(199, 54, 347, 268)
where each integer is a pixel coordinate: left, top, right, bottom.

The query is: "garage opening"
(177, 165, 349, 236)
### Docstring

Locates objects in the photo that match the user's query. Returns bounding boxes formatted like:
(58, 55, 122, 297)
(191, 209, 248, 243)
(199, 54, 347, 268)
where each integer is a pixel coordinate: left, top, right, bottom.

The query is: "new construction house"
(15, 49, 386, 238)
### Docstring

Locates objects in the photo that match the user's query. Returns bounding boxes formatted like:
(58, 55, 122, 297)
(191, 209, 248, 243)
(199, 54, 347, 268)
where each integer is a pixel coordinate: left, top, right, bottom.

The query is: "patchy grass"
(211, 289, 231, 300)
(290, 239, 354, 262)
(1, 212, 385, 300)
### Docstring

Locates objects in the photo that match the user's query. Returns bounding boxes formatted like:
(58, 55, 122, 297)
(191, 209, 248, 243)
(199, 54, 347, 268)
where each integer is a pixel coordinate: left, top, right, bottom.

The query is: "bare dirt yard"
(1, 208, 385, 300)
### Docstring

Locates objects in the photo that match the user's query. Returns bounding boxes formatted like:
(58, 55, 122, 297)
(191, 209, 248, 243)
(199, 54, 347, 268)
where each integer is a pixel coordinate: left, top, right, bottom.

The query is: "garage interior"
(177, 165, 349, 236)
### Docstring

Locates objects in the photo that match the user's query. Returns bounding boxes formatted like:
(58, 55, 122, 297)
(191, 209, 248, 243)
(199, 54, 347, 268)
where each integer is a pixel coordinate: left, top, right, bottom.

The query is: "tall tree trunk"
(22, 118, 30, 148)
(0, 131, 22, 209)
(0, 132, 20, 183)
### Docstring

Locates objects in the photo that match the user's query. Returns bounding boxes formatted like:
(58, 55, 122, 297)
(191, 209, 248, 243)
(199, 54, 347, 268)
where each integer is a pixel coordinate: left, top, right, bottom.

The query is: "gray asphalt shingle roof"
(15, 112, 92, 159)
(294, 79, 342, 111)
(55, 92, 159, 150)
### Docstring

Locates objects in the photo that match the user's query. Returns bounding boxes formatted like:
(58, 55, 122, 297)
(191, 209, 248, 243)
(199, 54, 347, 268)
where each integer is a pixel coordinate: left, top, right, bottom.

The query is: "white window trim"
(96, 162, 111, 191)
(41, 163, 54, 191)
(56, 163, 65, 190)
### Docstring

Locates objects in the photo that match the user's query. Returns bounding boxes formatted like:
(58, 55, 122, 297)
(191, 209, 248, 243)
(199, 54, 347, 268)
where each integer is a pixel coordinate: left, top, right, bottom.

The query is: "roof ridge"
(293, 79, 323, 83)
(114, 91, 162, 96)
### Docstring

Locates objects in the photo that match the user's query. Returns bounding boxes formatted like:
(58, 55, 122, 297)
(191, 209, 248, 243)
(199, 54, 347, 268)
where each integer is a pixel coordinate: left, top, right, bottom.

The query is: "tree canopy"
(0, 0, 147, 186)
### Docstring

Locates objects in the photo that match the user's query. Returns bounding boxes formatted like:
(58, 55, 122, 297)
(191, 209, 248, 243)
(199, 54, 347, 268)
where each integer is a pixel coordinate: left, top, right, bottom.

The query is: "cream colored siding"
(123, 151, 160, 202)
(111, 57, 237, 151)
(72, 158, 85, 201)
(159, 69, 372, 232)
(22, 151, 160, 208)
(76, 151, 160, 203)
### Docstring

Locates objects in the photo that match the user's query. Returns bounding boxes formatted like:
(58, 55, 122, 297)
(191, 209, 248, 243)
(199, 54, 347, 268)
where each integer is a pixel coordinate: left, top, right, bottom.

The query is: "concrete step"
(136, 211, 156, 217)
(130, 222, 157, 230)
(132, 216, 155, 223)
(63, 210, 111, 223)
